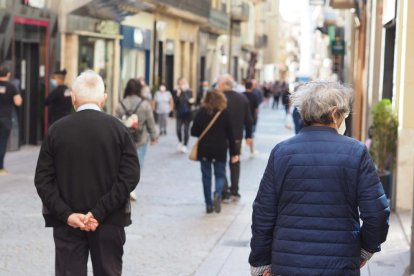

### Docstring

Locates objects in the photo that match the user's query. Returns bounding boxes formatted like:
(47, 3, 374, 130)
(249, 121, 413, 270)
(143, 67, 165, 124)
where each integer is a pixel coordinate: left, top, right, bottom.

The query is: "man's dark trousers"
(223, 140, 242, 197)
(53, 224, 125, 276)
(0, 118, 12, 169)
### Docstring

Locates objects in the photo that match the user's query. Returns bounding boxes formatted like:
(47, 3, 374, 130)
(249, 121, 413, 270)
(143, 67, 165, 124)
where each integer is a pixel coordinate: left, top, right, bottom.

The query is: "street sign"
(331, 40, 346, 56)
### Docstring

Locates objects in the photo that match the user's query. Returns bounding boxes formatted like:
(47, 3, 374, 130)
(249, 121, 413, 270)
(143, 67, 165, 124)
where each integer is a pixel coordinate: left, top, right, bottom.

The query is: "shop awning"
(71, 0, 153, 22)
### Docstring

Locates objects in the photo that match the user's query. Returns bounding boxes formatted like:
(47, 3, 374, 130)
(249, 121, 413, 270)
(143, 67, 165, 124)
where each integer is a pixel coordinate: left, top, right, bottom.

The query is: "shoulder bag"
(189, 110, 222, 161)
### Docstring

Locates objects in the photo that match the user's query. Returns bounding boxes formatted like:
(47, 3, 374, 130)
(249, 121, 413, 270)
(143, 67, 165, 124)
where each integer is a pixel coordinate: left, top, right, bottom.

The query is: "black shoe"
(206, 206, 214, 214)
(214, 193, 221, 213)
(230, 193, 241, 202)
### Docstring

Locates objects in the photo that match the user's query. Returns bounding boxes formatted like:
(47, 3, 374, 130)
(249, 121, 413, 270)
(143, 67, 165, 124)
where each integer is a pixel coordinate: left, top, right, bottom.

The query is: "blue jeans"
(0, 118, 12, 169)
(200, 159, 226, 207)
(137, 143, 148, 169)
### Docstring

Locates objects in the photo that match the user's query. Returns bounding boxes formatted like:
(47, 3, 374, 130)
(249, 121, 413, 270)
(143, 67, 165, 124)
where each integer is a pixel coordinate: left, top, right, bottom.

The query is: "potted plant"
(370, 99, 398, 198)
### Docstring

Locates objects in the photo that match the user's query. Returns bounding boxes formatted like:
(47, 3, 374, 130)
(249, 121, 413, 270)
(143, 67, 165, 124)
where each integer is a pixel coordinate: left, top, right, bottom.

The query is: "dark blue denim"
(200, 159, 226, 207)
(0, 118, 12, 169)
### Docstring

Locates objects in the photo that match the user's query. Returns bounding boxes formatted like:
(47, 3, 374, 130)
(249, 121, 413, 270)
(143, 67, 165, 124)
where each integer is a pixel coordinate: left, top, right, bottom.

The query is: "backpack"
(119, 100, 145, 143)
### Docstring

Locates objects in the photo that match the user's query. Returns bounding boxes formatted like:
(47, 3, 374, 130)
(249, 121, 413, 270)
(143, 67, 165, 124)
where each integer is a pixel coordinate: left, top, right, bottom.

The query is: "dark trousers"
(200, 159, 226, 207)
(0, 118, 12, 169)
(272, 94, 280, 109)
(53, 224, 125, 276)
(176, 115, 191, 146)
(223, 140, 242, 197)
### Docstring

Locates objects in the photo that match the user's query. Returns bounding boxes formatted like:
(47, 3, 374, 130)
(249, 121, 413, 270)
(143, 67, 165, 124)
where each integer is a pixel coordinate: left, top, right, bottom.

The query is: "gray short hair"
(217, 74, 235, 90)
(72, 70, 105, 101)
(290, 81, 353, 125)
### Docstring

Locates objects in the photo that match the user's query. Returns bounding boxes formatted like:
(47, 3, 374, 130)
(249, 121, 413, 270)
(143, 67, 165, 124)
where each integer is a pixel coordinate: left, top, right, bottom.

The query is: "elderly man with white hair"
(249, 81, 390, 276)
(35, 70, 140, 276)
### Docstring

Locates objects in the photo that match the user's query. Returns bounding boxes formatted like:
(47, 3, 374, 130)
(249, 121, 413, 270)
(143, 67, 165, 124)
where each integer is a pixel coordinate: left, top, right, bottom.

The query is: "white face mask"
(338, 119, 346, 135)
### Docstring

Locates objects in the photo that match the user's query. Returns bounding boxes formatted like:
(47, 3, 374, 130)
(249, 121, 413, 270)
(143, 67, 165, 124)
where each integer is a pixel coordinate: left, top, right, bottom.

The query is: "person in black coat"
(191, 90, 238, 214)
(35, 70, 140, 276)
(217, 74, 253, 201)
(172, 77, 194, 153)
(45, 69, 72, 126)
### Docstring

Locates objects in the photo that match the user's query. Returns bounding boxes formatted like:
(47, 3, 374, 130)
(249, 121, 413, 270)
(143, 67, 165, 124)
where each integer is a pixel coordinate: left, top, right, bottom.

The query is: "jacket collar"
(300, 125, 338, 134)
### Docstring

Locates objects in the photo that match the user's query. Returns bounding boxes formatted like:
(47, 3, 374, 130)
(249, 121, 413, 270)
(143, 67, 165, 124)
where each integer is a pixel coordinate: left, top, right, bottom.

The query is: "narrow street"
(0, 107, 410, 275)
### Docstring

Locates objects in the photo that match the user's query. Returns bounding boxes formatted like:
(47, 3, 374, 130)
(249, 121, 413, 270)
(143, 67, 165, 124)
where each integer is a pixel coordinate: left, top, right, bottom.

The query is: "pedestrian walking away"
(34, 70, 140, 276)
(45, 69, 72, 126)
(116, 78, 158, 201)
(243, 80, 259, 157)
(0, 63, 22, 175)
(172, 77, 194, 153)
(153, 83, 173, 136)
(217, 74, 253, 201)
(249, 81, 390, 276)
(191, 90, 239, 214)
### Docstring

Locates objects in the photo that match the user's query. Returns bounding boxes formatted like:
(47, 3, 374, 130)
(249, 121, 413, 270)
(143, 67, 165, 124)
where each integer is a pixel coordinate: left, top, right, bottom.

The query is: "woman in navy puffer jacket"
(249, 81, 390, 276)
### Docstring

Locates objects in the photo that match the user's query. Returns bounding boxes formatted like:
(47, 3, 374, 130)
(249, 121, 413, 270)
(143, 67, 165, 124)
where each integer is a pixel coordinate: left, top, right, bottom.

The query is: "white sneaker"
(181, 145, 188, 153)
(130, 191, 137, 201)
(177, 143, 183, 152)
(250, 150, 259, 159)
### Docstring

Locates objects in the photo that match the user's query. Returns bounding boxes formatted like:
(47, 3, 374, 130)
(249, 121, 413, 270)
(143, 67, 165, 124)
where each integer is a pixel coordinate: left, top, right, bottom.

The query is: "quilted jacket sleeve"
(357, 147, 390, 253)
(249, 147, 278, 266)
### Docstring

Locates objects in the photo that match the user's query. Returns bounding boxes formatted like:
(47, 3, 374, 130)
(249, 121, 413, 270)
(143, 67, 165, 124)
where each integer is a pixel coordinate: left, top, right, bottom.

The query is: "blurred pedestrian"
(272, 79, 289, 111)
(138, 77, 152, 100)
(0, 64, 22, 175)
(251, 79, 263, 106)
(249, 81, 390, 275)
(45, 69, 72, 126)
(153, 82, 173, 135)
(116, 78, 158, 201)
(35, 70, 140, 276)
(196, 80, 209, 107)
(172, 77, 193, 153)
(217, 74, 253, 201)
(243, 80, 259, 157)
(262, 82, 271, 108)
(191, 90, 238, 213)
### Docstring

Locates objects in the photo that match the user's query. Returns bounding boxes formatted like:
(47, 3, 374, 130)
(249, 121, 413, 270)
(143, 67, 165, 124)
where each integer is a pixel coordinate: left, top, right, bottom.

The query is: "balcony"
(154, 0, 210, 19)
(207, 8, 230, 34)
(231, 0, 250, 22)
(254, 34, 268, 48)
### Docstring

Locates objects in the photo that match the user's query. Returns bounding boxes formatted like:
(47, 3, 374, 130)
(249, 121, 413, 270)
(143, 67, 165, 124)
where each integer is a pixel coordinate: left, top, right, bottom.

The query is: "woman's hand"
(231, 155, 239, 164)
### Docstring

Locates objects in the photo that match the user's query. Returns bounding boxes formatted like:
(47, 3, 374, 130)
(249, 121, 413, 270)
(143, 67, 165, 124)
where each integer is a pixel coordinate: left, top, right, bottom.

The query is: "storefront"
(61, 15, 122, 115)
(120, 26, 151, 92)
(0, 1, 59, 148)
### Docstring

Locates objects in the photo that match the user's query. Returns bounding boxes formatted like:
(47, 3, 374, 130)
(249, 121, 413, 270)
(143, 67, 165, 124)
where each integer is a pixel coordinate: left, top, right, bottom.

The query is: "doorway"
(15, 42, 41, 145)
(382, 25, 396, 101)
(165, 54, 174, 91)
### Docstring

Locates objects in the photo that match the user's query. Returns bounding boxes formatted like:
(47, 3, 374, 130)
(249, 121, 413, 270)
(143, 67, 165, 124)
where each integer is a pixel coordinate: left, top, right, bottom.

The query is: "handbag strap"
(198, 110, 222, 142)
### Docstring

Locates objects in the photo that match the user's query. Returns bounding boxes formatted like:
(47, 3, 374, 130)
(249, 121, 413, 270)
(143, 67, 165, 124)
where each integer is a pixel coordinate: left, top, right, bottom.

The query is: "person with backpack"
(116, 78, 158, 201)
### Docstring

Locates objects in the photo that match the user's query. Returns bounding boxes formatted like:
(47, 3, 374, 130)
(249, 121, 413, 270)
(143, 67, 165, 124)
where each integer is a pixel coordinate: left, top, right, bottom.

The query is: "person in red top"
(0, 64, 22, 175)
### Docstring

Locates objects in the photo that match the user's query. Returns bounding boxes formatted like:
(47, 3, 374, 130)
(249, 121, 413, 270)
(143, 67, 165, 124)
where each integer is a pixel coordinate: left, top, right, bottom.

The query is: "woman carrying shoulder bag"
(191, 90, 238, 214)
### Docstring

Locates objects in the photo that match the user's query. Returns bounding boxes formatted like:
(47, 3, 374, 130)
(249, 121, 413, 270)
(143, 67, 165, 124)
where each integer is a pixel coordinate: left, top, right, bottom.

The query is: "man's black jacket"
(34, 109, 140, 227)
(223, 90, 253, 140)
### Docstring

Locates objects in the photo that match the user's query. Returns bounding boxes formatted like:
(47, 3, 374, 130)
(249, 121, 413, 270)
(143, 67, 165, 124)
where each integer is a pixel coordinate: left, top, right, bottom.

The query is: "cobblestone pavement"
(0, 107, 293, 276)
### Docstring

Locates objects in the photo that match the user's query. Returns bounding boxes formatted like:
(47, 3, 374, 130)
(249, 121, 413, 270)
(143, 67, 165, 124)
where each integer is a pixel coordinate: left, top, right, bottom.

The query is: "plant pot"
(378, 170, 392, 199)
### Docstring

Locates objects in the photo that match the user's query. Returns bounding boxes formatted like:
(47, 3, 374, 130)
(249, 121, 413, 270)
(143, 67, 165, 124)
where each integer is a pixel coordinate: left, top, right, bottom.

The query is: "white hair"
(72, 70, 105, 101)
(290, 81, 353, 125)
(217, 74, 235, 90)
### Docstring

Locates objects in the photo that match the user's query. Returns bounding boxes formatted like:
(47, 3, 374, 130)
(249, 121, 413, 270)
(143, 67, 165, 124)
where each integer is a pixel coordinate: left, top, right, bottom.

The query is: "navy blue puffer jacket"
(249, 126, 390, 275)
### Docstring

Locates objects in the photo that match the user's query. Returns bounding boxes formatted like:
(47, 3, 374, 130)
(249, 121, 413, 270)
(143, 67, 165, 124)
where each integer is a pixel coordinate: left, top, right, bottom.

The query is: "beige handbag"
(189, 111, 222, 161)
